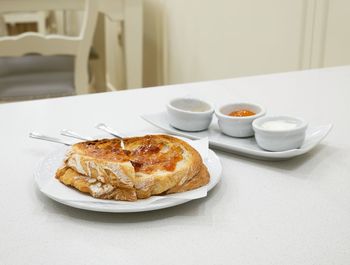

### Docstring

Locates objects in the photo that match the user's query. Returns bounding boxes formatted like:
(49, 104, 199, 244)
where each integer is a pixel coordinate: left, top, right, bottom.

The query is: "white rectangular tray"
(142, 112, 332, 161)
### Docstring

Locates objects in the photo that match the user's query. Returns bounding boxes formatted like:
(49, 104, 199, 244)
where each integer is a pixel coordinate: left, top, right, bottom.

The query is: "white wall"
(143, 0, 350, 86)
(163, 0, 307, 84)
(143, 0, 164, 87)
(323, 0, 350, 67)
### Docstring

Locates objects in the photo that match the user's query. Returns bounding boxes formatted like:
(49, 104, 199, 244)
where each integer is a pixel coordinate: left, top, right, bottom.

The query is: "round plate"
(34, 142, 222, 213)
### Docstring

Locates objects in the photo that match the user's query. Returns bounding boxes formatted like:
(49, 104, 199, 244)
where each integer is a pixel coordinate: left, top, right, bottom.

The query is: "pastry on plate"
(56, 135, 210, 201)
(56, 166, 138, 201)
(56, 163, 209, 201)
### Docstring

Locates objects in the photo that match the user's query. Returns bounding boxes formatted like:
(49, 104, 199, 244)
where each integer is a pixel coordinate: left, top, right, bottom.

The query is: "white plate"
(34, 141, 222, 213)
(141, 112, 333, 161)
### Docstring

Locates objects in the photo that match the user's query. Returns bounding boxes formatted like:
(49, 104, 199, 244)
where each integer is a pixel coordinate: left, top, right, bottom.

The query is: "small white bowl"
(253, 116, 308, 151)
(167, 97, 214, 131)
(215, 102, 266, 137)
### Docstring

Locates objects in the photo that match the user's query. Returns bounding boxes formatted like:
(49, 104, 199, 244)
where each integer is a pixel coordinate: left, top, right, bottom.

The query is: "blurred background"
(1, 0, 349, 102)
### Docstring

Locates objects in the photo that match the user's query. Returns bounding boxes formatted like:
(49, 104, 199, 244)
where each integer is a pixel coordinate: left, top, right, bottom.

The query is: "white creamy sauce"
(261, 120, 299, 131)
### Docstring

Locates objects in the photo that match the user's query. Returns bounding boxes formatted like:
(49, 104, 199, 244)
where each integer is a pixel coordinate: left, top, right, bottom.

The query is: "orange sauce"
(228, 109, 255, 117)
(82, 136, 184, 174)
(130, 142, 183, 173)
(83, 139, 130, 162)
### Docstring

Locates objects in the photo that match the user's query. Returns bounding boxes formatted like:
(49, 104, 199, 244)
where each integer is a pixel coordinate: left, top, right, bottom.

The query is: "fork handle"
(95, 123, 126, 139)
(60, 129, 93, 141)
(29, 132, 72, 146)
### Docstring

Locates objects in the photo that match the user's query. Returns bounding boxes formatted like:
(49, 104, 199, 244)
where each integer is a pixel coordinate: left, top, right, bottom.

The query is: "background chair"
(0, 0, 98, 101)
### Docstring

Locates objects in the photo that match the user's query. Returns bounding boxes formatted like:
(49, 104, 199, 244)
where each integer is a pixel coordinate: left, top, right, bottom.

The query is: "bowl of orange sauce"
(215, 102, 266, 137)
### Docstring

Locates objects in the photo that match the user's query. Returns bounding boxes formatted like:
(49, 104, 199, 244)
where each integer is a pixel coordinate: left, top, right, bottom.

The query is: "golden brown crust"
(55, 165, 209, 201)
(56, 167, 137, 201)
(166, 164, 210, 194)
(65, 138, 136, 188)
(72, 139, 128, 162)
(56, 134, 209, 201)
(65, 152, 135, 188)
(125, 135, 203, 198)
(124, 134, 202, 174)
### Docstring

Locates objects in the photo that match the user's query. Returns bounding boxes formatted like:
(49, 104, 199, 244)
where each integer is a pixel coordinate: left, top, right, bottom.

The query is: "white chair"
(0, 0, 98, 101)
(0, 14, 8, 36)
(3, 11, 48, 35)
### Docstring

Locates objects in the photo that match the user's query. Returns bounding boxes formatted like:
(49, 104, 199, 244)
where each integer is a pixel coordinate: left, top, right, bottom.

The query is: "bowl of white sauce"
(252, 116, 308, 151)
(167, 97, 214, 131)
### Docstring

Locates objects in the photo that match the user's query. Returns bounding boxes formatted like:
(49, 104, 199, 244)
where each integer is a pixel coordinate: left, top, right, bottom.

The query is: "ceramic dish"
(167, 97, 214, 131)
(141, 111, 332, 161)
(215, 102, 266, 137)
(253, 116, 308, 151)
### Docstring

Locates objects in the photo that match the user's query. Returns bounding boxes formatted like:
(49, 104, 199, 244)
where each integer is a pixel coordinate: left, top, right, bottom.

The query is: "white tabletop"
(1, 66, 350, 265)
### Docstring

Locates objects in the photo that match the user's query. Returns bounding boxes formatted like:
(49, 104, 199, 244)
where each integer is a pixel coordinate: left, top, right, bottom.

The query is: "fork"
(30, 130, 93, 145)
(30, 125, 126, 146)
(60, 129, 94, 141)
(95, 123, 126, 139)
(29, 132, 72, 146)
(95, 123, 126, 149)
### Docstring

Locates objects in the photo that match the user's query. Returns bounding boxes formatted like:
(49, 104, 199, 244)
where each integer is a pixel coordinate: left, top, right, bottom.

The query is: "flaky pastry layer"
(56, 135, 209, 201)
